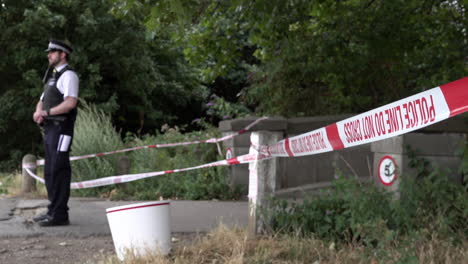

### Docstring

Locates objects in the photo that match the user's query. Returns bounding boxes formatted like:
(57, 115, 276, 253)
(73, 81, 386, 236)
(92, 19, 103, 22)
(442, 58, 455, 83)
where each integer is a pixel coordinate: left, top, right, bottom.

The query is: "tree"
(0, 0, 206, 170)
(112, 0, 467, 116)
(238, 0, 468, 116)
(112, 0, 257, 115)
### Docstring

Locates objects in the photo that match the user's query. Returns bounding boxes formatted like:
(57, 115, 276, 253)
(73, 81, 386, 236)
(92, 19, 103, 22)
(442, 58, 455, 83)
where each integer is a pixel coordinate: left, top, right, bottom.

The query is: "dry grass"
(0, 171, 47, 198)
(415, 233, 468, 264)
(101, 225, 468, 264)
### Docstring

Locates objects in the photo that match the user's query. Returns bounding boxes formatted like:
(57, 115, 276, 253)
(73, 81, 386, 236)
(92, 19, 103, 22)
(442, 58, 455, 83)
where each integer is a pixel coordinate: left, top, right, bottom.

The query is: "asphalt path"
(0, 197, 248, 238)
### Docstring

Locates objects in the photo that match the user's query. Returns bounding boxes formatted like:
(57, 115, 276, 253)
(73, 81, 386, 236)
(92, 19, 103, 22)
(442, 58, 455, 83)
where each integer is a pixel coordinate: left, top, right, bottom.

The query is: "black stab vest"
(42, 66, 77, 123)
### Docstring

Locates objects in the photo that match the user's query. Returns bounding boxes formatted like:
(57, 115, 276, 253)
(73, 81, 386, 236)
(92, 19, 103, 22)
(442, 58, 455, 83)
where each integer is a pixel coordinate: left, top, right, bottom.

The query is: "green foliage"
(264, 164, 467, 247)
(70, 102, 241, 200)
(396, 145, 468, 239)
(0, 0, 206, 171)
(114, 0, 468, 118)
(205, 94, 251, 121)
(114, 165, 242, 201)
(112, 0, 256, 119)
(395, 168, 468, 240)
(459, 115, 468, 192)
(113, 124, 242, 200)
(0, 173, 14, 195)
(70, 102, 125, 197)
(112, 0, 249, 82)
(265, 178, 394, 245)
(239, 0, 467, 116)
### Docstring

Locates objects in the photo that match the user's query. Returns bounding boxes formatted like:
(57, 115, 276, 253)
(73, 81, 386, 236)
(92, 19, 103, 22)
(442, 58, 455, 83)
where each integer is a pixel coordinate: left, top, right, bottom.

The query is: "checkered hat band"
(48, 43, 71, 54)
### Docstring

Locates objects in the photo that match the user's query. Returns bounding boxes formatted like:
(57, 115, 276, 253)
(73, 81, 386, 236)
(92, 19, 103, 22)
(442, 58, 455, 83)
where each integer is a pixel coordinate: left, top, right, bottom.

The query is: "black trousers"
(43, 121, 74, 221)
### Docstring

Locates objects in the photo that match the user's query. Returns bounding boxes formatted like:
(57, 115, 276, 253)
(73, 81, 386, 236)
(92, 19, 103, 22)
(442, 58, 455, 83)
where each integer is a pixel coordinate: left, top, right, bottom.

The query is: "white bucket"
(106, 201, 171, 260)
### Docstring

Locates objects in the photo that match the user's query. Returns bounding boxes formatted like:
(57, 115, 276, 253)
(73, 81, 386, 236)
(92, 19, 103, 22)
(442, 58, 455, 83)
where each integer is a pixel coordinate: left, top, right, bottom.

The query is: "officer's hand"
(33, 111, 44, 124)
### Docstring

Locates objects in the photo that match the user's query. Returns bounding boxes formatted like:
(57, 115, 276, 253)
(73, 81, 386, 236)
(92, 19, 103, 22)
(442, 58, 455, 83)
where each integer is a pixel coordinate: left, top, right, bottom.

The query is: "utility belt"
(42, 116, 67, 127)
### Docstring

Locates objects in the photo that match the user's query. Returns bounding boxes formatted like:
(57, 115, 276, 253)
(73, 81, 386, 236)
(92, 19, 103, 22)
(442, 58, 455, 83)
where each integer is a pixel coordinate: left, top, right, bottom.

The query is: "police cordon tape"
(24, 77, 467, 189)
(35, 116, 269, 166)
(253, 77, 467, 157)
(25, 151, 267, 189)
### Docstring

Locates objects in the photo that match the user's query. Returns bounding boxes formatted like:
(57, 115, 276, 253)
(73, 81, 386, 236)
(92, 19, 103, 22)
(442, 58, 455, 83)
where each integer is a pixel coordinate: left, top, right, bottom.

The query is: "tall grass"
(0, 172, 14, 195)
(98, 225, 468, 264)
(0, 171, 48, 198)
(71, 102, 125, 197)
(70, 103, 241, 200)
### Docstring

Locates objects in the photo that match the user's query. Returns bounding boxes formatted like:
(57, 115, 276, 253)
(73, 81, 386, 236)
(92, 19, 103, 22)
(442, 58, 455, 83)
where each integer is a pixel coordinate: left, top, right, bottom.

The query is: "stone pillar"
(371, 136, 404, 195)
(116, 155, 131, 190)
(219, 117, 288, 193)
(221, 131, 251, 188)
(371, 133, 466, 197)
(22, 154, 37, 193)
(116, 155, 131, 175)
(248, 131, 283, 236)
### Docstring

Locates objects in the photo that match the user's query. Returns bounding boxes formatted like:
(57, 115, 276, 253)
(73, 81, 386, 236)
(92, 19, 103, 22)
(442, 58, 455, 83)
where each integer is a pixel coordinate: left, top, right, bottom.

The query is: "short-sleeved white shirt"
(40, 64, 79, 100)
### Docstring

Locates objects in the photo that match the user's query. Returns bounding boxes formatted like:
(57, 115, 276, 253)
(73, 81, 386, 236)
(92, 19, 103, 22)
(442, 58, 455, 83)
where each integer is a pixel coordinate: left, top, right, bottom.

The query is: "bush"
(394, 151, 468, 240)
(264, 159, 467, 246)
(265, 177, 394, 245)
(70, 103, 242, 200)
(110, 125, 243, 200)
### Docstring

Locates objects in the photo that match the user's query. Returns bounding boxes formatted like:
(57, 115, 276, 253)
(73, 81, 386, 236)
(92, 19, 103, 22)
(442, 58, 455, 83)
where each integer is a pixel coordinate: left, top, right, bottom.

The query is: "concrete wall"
(219, 115, 467, 196)
(372, 132, 466, 195)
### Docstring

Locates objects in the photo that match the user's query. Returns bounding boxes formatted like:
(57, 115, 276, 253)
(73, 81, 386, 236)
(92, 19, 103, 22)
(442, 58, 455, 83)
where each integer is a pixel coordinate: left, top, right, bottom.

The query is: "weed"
(97, 225, 468, 264)
(265, 177, 394, 245)
(262, 152, 467, 256)
(70, 102, 124, 197)
(70, 102, 242, 200)
(0, 172, 14, 195)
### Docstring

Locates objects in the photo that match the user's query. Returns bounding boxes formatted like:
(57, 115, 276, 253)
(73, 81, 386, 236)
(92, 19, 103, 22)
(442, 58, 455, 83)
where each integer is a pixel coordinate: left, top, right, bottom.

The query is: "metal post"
(22, 154, 37, 193)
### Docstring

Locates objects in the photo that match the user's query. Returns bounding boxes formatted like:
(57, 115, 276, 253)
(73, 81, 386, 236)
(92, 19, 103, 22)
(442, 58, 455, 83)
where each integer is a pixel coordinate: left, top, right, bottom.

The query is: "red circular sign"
(378, 155, 397, 186)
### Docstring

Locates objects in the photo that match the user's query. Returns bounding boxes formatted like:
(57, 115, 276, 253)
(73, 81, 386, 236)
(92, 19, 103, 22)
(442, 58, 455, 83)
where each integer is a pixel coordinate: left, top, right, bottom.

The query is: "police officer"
(32, 39, 79, 227)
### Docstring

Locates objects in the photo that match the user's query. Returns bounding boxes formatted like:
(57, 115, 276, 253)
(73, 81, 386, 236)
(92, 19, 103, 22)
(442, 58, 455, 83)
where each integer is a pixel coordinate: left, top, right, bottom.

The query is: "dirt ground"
(0, 204, 114, 264)
(0, 235, 114, 264)
(0, 233, 198, 264)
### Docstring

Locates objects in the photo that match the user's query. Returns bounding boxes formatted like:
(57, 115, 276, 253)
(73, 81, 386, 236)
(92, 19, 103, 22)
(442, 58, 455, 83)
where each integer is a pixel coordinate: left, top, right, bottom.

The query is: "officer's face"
(47, 50, 63, 66)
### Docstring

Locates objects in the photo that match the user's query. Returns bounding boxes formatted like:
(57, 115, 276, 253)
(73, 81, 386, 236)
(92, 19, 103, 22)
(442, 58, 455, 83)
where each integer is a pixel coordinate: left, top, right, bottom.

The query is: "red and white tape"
(24, 77, 467, 189)
(24, 168, 45, 184)
(35, 117, 268, 166)
(255, 77, 467, 157)
(25, 152, 269, 189)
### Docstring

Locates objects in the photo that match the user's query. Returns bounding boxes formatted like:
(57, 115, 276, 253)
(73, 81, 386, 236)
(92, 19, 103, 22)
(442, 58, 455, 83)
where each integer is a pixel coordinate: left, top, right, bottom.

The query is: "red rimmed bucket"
(106, 201, 171, 260)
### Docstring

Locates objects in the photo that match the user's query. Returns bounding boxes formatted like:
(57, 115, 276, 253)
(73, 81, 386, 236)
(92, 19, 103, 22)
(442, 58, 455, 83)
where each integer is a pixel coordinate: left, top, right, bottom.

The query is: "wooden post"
(248, 131, 283, 237)
(22, 154, 37, 193)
